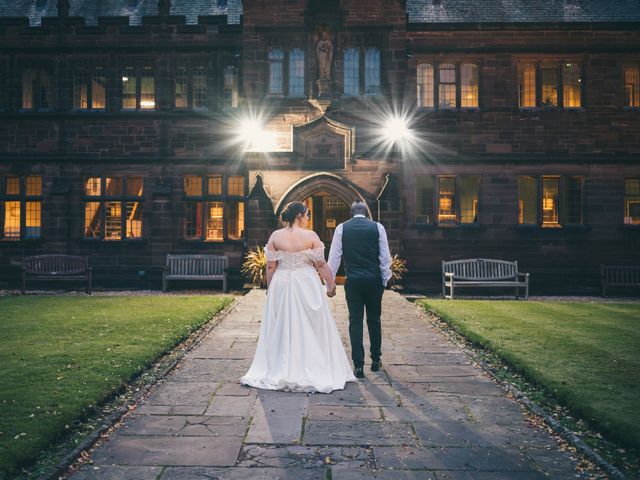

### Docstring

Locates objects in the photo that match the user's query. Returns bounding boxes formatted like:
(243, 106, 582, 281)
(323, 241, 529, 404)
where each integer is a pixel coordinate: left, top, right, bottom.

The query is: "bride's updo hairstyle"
(281, 201, 307, 226)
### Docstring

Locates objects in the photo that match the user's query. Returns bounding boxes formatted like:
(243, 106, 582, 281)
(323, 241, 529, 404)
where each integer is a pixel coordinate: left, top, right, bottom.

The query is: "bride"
(240, 201, 356, 393)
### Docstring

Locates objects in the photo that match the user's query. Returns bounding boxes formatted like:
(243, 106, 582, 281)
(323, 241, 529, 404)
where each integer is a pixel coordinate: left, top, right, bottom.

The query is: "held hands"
(326, 282, 336, 298)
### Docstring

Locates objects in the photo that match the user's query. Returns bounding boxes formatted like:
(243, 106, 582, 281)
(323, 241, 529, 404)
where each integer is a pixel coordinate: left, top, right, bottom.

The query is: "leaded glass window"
(562, 62, 581, 108)
(224, 66, 239, 108)
(518, 176, 538, 225)
(22, 68, 54, 110)
(344, 48, 360, 96)
(460, 63, 479, 108)
(540, 62, 559, 107)
(364, 48, 381, 95)
(519, 63, 537, 108)
(269, 48, 284, 95)
(416, 176, 435, 224)
(74, 65, 106, 110)
(438, 63, 456, 109)
(417, 63, 434, 108)
(624, 177, 640, 225)
(289, 48, 305, 97)
(1, 175, 42, 240)
(121, 63, 155, 110)
(624, 65, 640, 108)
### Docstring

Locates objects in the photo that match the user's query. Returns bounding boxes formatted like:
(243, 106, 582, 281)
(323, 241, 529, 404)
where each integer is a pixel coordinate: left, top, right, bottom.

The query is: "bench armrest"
(444, 272, 455, 279)
(517, 272, 529, 279)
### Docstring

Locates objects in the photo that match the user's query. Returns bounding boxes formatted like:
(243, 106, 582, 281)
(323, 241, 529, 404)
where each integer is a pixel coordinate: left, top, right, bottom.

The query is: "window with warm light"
(624, 176, 640, 225)
(73, 64, 106, 110)
(416, 62, 479, 110)
(22, 67, 55, 110)
(624, 65, 640, 108)
(1, 175, 42, 240)
(183, 175, 246, 242)
(415, 175, 480, 225)
(417, 63, 434, 108)
(174, 62, 209, 110)
(518, 175, 584, 227)
(121, 63, 155, 110)
(84, 176, 144, 240)
(562, 63, 582, 108)
(540, 62, 559, 107)
(518, 63, 536, 108)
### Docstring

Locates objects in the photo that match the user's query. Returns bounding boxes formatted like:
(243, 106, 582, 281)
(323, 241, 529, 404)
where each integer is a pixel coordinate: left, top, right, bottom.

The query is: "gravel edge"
(36, 297, 237, 480)
(412, 301, 626, 480)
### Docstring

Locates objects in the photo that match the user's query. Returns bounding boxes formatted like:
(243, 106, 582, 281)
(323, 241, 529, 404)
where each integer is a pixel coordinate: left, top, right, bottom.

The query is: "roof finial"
(158, 0, 171, 18)
(57, 0, 70, 17)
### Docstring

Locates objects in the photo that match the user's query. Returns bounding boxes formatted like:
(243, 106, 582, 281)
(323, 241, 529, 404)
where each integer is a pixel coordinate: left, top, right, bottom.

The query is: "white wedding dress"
(241, 246, 356, 393)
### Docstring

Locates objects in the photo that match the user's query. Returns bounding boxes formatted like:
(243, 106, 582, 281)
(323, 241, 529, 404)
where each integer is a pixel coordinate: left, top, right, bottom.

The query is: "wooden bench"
(601, 265, 640, 297)
(442, 258, 529, 299)
(21, 255, 92, 294)
(162, 254, 228, 292)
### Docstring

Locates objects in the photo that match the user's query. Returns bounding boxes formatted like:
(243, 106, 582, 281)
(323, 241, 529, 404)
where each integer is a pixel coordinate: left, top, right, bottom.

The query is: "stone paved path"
(69, 288, 592, 480)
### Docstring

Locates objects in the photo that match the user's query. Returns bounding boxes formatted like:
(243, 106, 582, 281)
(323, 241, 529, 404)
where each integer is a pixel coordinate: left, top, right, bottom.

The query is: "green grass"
(0, 295, 233, 477)
(420, 300, 640, 450)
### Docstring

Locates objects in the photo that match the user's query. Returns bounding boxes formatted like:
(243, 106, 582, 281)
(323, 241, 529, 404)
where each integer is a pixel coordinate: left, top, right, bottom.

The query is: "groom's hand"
(326, 284, 336, 297)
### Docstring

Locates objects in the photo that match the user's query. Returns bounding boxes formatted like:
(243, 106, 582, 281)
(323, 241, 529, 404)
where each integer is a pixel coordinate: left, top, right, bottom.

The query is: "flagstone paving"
(69, 288, 597, 479)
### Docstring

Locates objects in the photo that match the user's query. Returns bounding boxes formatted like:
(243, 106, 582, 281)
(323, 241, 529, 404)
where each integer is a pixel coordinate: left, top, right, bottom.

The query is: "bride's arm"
(310, 235, 336, 294)
(265, 237, 278, 288)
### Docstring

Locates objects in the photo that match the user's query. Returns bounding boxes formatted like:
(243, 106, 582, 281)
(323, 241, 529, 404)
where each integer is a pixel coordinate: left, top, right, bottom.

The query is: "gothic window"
(417, 63, 434, 108)
(563, 62, 582, 108)
(518, 63, 537, 108)
(121, 63, 155, 110)
(364, 48, 381, 95)
(415, 175, 480, 225)
(518, 175, 583, 227)
(73, 65, 106, 110)
(288, 49, 305, 97)
(438, 64, 456, 109)
(223, 66, 239, 108)
(344, 48, 360, 96)
(174, 61, 208, 110)
(84, 177, 144, 240)
(268, 48, 284, 95)
(22, 67, 55, 110)
(624, 65, 640, 107)
(624, 176, 640, 225)
(183, 175, 245, 242)
(1, 175, 42, 240)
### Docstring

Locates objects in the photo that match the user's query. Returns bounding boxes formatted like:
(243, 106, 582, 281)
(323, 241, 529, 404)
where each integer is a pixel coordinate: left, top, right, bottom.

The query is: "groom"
(327, 201, 392, 378)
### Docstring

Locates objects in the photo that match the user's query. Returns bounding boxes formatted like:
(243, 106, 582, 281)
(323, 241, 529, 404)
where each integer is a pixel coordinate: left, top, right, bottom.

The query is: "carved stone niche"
(292, 116, 354, 170)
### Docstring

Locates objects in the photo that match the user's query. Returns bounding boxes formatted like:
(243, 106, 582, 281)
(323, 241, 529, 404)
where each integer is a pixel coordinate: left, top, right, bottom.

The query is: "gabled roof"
(0, 0, 242, 26)
(406, 0, 640, 24)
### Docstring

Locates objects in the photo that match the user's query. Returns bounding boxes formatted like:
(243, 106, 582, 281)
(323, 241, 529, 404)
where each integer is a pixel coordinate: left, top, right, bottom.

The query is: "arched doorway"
(275, 173, 371, 282)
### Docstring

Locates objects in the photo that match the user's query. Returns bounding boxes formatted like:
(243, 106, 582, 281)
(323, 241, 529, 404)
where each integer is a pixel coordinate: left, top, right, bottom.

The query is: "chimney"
(57, 0, 69, 17)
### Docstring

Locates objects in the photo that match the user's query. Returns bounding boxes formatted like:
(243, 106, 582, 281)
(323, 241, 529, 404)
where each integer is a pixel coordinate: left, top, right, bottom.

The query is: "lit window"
(542, 176, 560, 227)
(74, 65, 106, 110)
(438, 64, 456, 109)
(624, 65, 640, 108)
(460, 63, 479, 108)
(344, 48, 360, 96)
(540, 62, 558, 107)
(121, 64, 155, 110)
(174, 66, 188, 109)
(519, 63, 536, 108)
(174, 62, 208, 110)
(289, 49, 305, 97)
(518, 176, 538, 225)
(416, 176, 435, 224)
(624, 176, 640, 225)
(223, 66, 239, 108)
(268, 48, 284, 95)
(183, 175, 246, 241)
(364, 48, 381, 95)
(417, 63, 434, 108)
(228, 176, 244, 196)
(1, 175, 42, 240)
(22, 68, 54, 110)
(84, 177, 143, 240)
(562, 63, 581, 108)
(437, 176, 457, 224)
(206, 202, 224, 241)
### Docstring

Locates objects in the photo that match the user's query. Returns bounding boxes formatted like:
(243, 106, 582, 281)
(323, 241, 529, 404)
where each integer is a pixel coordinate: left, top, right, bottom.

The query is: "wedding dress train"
(241, 246, 356, 393)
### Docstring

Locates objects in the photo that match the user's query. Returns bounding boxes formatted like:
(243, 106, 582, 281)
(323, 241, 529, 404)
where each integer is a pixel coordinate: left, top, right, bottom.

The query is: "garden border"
(35, 295, 238, 480)
(415, 302, 626, 480)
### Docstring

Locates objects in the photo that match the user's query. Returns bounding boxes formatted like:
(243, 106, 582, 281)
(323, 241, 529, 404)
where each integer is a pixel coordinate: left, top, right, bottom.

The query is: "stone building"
(0, 0, 639, 292)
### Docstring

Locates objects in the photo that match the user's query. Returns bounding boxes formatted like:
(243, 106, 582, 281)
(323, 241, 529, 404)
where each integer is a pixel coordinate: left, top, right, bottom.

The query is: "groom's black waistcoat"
(342, 216, 380, 280)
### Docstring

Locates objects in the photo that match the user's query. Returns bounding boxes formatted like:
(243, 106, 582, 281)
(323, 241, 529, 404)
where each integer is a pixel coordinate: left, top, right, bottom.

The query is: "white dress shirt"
(327, 214, 393, 286)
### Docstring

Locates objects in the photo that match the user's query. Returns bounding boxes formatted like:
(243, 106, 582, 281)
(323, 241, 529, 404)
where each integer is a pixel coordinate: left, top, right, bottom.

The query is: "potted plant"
(390, 253, 408, 289)
(241, 246, 267, 288)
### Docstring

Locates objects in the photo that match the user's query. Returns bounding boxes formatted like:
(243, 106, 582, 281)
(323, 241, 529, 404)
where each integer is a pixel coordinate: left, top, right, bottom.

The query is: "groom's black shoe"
(354, 367, 365, 378)
(371, 361, 381, 372)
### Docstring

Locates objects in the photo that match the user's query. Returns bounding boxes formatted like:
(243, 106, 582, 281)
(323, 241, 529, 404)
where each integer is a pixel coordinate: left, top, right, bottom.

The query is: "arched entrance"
(275, 172, 372, 246)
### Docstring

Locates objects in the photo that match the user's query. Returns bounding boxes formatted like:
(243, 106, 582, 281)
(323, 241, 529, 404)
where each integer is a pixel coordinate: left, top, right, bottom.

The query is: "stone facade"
(0, 0, 639, 293)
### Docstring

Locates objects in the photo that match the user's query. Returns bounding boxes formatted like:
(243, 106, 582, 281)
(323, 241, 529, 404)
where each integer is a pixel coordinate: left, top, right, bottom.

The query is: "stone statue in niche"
(316, 31, 333, 81)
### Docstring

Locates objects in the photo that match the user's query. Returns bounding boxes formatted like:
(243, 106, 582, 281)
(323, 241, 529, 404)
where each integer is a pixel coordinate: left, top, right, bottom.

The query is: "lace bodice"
(265, 245, 325, 270)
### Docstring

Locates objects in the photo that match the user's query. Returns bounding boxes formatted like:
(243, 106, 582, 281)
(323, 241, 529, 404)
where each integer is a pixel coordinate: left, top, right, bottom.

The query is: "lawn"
(420, 300, 640, 450)
(0, 295, 233, 477)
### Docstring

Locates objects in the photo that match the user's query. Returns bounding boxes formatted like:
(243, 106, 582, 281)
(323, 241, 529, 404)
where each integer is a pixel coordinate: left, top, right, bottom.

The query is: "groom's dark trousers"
(342, 216, 384, 368)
